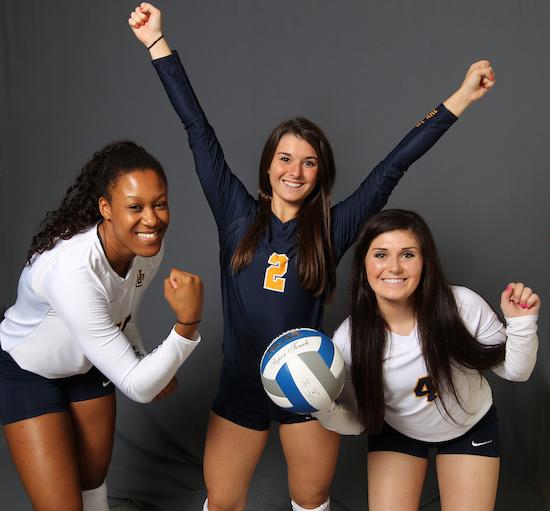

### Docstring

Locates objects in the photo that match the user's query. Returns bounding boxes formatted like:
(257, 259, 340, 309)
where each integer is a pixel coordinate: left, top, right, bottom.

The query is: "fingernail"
(505, 284, 512, 291)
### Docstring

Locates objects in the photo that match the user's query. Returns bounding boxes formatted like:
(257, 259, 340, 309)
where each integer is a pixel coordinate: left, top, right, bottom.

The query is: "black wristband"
(147, 34, 164, 50)
(176, 318, 201, 326)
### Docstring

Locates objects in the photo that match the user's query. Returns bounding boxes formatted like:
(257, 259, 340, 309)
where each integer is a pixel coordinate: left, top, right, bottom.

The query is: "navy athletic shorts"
(212, 364, 315, 431)
(0, 348, 115, 425)
(367, 405, 500, 458)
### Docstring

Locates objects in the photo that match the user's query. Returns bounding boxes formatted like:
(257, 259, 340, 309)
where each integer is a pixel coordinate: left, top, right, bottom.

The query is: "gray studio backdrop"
(1, 1, 549, 510)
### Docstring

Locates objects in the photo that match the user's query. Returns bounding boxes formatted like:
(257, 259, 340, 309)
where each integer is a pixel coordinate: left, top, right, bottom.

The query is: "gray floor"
(3, 429, 550, 510)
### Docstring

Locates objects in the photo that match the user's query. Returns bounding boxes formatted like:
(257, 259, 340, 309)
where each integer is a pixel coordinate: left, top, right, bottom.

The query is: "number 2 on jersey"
(263, 253, 289, 293)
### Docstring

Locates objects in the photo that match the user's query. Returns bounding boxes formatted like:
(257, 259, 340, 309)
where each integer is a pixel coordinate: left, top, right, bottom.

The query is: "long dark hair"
(349, 209, 505, 433)
(27, 140, 166, 264)
(231, 117, 336, 297)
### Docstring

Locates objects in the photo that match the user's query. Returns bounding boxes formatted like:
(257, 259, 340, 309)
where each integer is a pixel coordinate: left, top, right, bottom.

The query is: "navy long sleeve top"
(152, 52, 457, 381)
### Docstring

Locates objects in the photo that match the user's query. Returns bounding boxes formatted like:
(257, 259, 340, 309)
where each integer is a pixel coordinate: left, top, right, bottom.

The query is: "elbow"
(186, 115, 211, 138)
(123, 390, 153, 404)
(319, 421, 363, 436)
(497, 351, 538, 382)
(135, 394, 154, 404)
(514, 360, 537, 382)
(505, 366, 535, 382)
(510, 376, 530, 383)
(118, 381, 156, 404)
(345, 422, 366, 435)
(512, 371, 534, 383)
(338, 425, 365, 436)
(316, 417, 365, 436)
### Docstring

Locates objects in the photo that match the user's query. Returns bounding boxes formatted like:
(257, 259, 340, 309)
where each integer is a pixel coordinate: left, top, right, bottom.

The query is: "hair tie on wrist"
(176, 318, 201, 326)
(148, 34, 164, 50)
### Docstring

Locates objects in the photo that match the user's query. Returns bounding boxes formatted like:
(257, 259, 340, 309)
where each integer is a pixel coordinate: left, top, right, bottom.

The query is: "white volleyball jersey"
(0, 226, 200, 403)
(315, 286, 538, 441)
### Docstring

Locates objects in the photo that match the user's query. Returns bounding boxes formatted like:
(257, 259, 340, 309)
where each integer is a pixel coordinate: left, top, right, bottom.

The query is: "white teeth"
(282, 180, 303, 189)
(382, 278, 404, 283)
(137, 232, 158, 240)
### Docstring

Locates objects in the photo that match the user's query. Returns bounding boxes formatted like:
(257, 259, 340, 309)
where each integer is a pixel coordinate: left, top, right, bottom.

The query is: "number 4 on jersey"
(263, 253, 289, 293)
(414, 375, 437, 402)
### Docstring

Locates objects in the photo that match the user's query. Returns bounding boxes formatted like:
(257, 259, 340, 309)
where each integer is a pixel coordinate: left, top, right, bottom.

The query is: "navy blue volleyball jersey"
(152, 52, 457, 381)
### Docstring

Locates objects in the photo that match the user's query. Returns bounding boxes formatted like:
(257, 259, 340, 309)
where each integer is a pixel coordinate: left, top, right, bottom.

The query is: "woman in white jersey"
(0, 140, 203, 511)
(315, 209, 539, 511)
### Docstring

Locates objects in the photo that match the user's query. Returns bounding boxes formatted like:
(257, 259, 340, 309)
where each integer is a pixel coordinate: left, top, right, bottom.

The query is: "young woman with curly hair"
(0, 140, 204, 511)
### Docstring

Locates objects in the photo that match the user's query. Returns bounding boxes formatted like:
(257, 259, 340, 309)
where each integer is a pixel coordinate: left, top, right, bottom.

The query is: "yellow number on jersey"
(263, 253, 289, 293)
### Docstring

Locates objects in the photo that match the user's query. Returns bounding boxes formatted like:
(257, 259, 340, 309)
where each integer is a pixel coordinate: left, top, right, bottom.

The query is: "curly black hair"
(27, 140, 166, 264)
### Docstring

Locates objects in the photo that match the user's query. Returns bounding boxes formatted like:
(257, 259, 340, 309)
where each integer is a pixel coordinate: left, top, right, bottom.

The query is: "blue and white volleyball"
(260, 328, 345, 414)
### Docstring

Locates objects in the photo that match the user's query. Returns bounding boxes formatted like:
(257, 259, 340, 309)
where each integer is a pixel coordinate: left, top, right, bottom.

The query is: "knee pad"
(291, 497, 330, 511)
(82, 481, 109, 511)
(203, 498, 209, 510)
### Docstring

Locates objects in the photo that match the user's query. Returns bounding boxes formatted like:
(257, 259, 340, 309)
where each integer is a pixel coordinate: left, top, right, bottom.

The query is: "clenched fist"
(164, 269, 204, 337)
(500, 282, 540, 318)
(128, 2, 162, 48)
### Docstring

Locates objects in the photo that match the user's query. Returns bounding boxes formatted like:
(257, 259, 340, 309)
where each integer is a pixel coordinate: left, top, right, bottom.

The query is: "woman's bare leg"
(4, 412, 83, 511)
(69, 394, 116, 490)
(204, 412, 269, 511)
(367, 451, 428, 511)
(436, 454, 499, 511)
(279, 420, 339, 509)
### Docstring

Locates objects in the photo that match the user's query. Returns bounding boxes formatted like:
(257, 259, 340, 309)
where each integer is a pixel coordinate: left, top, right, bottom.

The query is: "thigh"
(69, 394, 116, 490)
(367, 451, 428, 511)
(204, 412, 269, 511)
(211, 364, 273, 431)
(0, 349, 68, 425)
(3, 412, 82, 511)
(279, 420, 340, 507)
(436, 454, 499, 511)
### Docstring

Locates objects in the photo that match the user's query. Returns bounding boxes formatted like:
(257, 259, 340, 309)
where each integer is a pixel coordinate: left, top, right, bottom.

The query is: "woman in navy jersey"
(315, 209, 540, 510)
(129, 4, 495, 510)
(0, 141, 203, 511)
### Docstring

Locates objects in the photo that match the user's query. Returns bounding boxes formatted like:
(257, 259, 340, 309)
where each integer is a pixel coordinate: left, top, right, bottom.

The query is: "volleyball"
(260, 328, 345, 414)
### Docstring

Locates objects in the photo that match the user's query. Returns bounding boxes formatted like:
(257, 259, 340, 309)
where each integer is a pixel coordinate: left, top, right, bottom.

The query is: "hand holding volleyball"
(128, 3, 162, 47)
(163, 269, 203, 327)
(500, 282, 540, 317)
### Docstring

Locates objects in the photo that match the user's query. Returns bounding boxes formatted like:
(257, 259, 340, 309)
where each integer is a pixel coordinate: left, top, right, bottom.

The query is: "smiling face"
(268, 133, 319, 220)
(364, 229, 423, 309)
(98, 169, 169, 274)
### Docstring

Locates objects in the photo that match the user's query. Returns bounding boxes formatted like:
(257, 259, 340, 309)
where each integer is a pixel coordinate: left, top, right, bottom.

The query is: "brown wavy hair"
(231, 118, 336, 298)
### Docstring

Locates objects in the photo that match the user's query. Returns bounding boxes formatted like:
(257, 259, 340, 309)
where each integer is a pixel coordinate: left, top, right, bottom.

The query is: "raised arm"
(456, 284, 539, 382)
(443, 60, 495, 116)
(494, 282, 540, 381)
(128, 2, 171, 59)
(129, 3, 255, 227)
(331, 61, 496, 258)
